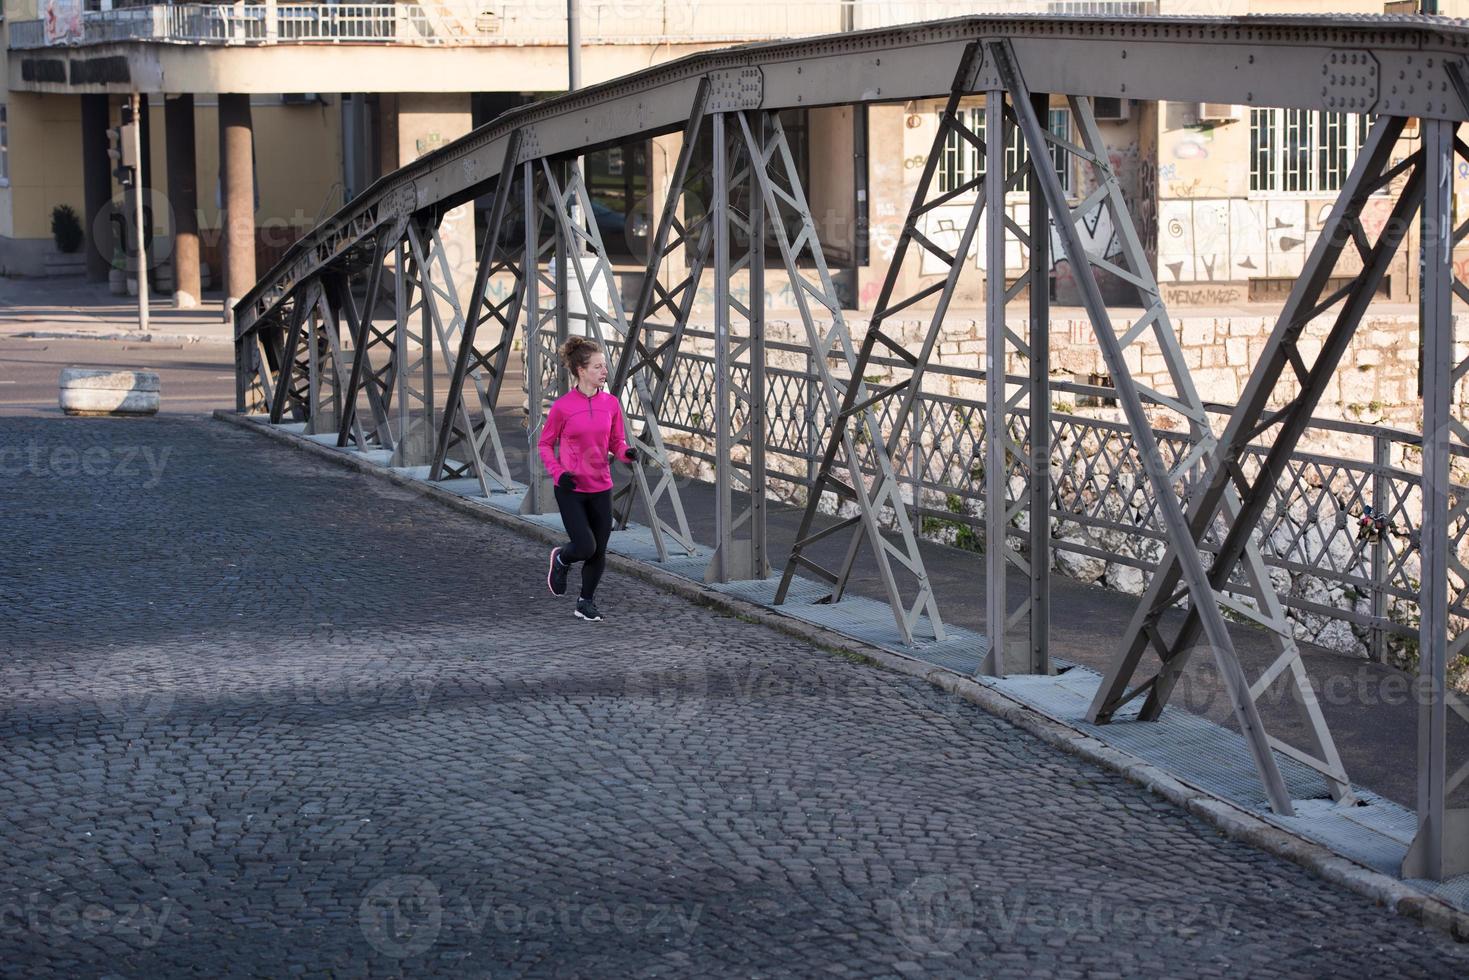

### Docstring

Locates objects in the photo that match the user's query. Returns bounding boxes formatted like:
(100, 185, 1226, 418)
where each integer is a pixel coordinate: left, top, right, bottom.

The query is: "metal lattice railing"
(608, 324, 1467, 664)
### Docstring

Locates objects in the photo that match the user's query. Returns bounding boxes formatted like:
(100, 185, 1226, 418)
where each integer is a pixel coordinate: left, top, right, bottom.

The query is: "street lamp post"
(130, 94, 149, 332)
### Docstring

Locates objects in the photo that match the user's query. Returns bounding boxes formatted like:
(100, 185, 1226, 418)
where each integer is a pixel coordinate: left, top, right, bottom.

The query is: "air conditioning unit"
(1092, 97, 1130, 123)
(280, 93, 324, 106)
(1197, 102, 1243, 124)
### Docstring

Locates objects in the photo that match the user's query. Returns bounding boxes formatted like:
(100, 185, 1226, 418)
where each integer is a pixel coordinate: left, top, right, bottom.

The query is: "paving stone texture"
(4, 414, 1469, 977)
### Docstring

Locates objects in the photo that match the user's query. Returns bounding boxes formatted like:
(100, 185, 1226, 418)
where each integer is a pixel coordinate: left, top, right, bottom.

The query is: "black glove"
(622, 446, 644, 466)
(557, 472, 576, 491)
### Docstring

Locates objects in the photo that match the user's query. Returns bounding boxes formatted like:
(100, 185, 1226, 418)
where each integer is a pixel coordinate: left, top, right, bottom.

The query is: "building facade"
(2, 0, 1465, 358)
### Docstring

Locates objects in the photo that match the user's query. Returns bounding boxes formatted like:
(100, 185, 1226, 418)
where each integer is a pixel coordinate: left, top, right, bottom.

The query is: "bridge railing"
(600, 323, 1467, 667)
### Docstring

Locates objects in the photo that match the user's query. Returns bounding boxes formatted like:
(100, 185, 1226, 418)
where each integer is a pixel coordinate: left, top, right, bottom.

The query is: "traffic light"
(106, 126, 127, 185)
(106, 110, 138, 187)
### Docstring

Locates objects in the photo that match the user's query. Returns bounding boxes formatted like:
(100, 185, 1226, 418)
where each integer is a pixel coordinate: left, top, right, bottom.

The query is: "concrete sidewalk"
(0, 275, 237, 346)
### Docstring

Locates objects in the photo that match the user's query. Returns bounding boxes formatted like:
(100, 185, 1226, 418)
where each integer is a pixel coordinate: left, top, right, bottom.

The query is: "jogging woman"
(537, 336, 639, 621)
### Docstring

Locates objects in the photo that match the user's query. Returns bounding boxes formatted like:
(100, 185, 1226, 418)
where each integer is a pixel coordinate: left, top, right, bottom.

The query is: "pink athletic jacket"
(537, 388, 629, 493)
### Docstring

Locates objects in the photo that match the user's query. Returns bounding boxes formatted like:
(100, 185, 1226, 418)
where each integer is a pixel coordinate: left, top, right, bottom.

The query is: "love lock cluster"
(1356, 504, 1391, 543)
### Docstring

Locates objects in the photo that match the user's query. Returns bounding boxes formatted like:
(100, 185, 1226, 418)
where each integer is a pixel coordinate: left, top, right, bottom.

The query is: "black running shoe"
(547, 547, 569, 597)
(574, 598, 603, 622)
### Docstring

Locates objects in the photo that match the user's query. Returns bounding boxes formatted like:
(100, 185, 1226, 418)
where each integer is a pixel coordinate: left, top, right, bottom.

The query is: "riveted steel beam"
(1402, 117, 1469, 883)
(431, 133, 527, 489)
(991, 39, 1294, 815)
(237, 16, 1469, 337)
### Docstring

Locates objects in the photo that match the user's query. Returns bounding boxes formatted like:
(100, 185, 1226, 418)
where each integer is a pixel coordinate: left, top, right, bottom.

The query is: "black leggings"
(554, 486, 613, 600)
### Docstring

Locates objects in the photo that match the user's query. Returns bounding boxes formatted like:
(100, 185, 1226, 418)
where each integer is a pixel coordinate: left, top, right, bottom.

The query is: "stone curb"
(212, 409, 1469, 944)
(7, 329, 235, 346)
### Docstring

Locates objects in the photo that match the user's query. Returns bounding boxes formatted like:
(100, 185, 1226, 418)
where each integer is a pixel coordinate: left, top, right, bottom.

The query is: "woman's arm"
(537, 401, 566, 480)
(607, 398, 631, 462)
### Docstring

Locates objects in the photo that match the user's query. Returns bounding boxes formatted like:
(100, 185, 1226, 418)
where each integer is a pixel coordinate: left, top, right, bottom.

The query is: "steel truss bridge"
(233, 14, 1469, 883)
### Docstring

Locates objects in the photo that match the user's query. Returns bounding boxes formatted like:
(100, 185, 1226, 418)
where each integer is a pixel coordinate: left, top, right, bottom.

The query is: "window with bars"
(0, 105, 8, 185)
(936, 105, 1072, 196)
(1249, 108, 1373, 193)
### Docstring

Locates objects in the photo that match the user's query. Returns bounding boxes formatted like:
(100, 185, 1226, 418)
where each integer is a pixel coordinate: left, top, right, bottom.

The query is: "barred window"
(0, 105, 8, 185)
(1249, 108, 1372, 193)
(937, 105, 1072, 196)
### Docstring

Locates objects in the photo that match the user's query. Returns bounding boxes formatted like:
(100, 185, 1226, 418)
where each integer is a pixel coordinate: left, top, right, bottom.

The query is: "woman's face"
(577, 352, 607, 388)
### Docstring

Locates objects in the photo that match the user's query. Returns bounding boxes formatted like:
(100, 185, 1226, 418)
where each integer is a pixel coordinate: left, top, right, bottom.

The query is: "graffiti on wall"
(1157, 196, 1396, 283)
(917, 203, 1122, 277)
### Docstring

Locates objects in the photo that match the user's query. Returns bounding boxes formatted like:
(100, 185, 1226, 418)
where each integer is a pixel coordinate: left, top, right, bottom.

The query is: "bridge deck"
(260, 405, 1469, 913)
(5, 407, 1469, 971)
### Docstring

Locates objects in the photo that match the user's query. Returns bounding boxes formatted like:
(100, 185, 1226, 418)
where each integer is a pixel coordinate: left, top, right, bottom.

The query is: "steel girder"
(981, 86, 1051, 679)
(756, 111, 943, 647)
(237, 310, 282, 415)
(1402, 118, 1469, 881)
(519, 160, 563, 517)
(1081, 126, 1422, 812)
(611, 86, 716, 535)
(335, 220, 405, 453)
(779, 44, 975, 654)
(705, 110, 768, 583)
(991, 39, 1304, 814)
(1080, 111, 1418, 815)
(398, 219, 514, 495)
(268, 286, 314, 426)
(236, 16, 1469, 341)
(430, 135, 527, 490)
(389, 221, 438, 467)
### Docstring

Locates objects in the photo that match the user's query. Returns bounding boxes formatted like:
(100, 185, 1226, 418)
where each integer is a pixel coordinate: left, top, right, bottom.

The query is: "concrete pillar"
(219, 93, 256, 321)
(80, 94, 114, 282)
(165, 95, 201, 308)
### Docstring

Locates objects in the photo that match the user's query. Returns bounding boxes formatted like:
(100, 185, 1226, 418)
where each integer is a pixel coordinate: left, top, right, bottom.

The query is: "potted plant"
(50, 204, 84, 254)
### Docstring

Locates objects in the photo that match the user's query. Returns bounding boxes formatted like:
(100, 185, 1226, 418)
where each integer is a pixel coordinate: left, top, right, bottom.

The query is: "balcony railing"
(7, 1, 1160, 50)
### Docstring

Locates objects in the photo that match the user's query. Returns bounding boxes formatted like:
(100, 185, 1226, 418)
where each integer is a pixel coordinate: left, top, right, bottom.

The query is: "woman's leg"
(578, 490, 614, 600)
(554, 485, 597, 564)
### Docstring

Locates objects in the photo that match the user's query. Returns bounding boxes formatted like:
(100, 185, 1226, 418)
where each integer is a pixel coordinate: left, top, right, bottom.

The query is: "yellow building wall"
(5, 92, 85, 242)
(176, 95, 344, 246)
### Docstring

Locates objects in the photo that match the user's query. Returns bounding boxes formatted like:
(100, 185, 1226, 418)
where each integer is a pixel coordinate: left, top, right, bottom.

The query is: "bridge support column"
(220, 93, 255, 324)
(1402, 116, 1469, 882)
(521, 161, 563, 516)
(165, 95, 201, 309)
(706, 110, 767, 583)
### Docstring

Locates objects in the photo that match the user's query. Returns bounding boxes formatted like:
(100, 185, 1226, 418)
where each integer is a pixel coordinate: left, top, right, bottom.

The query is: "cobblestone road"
(4, 414, 1469, 977)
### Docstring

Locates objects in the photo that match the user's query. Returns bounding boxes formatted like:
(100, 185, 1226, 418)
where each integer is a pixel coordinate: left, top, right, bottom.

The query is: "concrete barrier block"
(58, 368, 161, 416)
